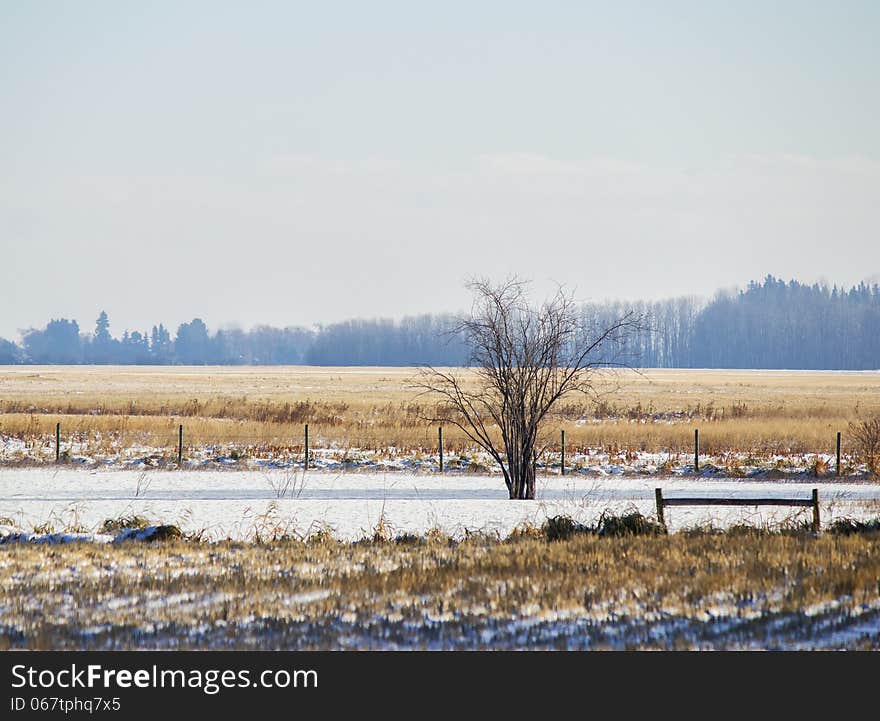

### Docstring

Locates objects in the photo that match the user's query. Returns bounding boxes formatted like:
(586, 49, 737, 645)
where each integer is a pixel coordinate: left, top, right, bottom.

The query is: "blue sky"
(2, 1, 878, 339)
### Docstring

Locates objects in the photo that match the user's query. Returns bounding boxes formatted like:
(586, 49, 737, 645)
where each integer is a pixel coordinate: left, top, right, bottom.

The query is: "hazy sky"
(2, 1, 878, 341)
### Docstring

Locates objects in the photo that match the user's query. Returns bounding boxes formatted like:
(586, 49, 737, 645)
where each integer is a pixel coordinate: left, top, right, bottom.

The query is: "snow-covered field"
(1, 468, 879, 541)
(4, 468, 880, 649)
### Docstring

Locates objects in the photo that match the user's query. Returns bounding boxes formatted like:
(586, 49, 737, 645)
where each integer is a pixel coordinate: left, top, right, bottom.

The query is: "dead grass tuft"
(828, 517, 880, 536)
(541, 515, 594, 541)
(597, 510, 666, 537)
(100, 515, 151, 534)
(849, 415, 880, 477)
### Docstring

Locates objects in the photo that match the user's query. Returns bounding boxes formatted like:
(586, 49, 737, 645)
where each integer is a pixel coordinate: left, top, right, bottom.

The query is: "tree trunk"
(507, 444, 537, 499)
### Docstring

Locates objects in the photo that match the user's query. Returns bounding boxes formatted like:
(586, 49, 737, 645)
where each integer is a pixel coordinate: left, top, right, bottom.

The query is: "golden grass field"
(1, 365, 879, 456)
(0, 366, 880, 453)
(3, 529, 880, 649)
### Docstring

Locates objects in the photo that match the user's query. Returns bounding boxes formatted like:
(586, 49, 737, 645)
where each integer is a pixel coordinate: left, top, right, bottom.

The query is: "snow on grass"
(2, 433, 877, 481)
(4, 531, 880, 649)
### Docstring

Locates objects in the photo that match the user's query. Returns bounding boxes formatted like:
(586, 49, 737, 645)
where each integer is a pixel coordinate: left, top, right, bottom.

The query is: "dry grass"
(2, 529, 880, 649)
(848, 415, 880, 476)
(1, 366, 879, 456)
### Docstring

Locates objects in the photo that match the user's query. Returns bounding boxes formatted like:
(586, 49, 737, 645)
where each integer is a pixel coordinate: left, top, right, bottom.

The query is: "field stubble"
(2, 530, 880, 649)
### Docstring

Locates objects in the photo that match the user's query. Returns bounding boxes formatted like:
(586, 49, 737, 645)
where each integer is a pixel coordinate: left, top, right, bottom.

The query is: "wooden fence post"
(812, 488, 820, 533)
(438, 426, 443, 472)
(561, 429, 565, 476)
(56, 422, 60, 463)
(836, 432, 841, 477)
(305, 423, 309, 470)
(178, 424, 183, 466)
(694, 429, 700, 473)
(655, 488, 666, 529)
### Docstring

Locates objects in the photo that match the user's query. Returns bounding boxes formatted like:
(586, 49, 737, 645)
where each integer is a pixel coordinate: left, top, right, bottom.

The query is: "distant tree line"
(584, 276, 880, 369)
(1, 277, 878, 369)
(0, 312, 467, 366)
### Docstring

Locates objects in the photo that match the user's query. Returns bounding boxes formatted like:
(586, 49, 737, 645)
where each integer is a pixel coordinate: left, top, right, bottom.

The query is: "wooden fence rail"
(655, 487, 821, 533)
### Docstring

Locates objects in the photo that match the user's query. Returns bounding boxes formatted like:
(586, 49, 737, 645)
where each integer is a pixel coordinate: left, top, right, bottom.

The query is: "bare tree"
(414, 278, 643, 500)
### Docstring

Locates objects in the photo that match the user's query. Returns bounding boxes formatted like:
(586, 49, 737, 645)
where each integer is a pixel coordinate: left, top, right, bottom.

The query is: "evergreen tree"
(87, 310, 117, 364)
(174, 318, 211, 364)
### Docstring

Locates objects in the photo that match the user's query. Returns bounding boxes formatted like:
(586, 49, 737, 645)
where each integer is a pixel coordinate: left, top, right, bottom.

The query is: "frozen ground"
(1, 468, 879, 541)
